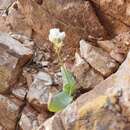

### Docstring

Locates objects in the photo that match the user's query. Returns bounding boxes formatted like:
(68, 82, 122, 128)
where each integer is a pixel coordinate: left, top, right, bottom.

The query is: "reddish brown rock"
(19, 105, 48, 130)
(73, 53, 104, 90)
(6, 1, 32, 37)
(80, 40, 119, 77)
(0, 14, 10, 33)
(18, 0, 107, 54)
(0, 32, 33, 93)
(98, 31, 130, 63)
(42, 45, 130, 130)
(38, 114, 64, 130)
(91, 0, 130, 36)
(91, 0, 130, 25)
(0, 94, 21, 130)
(58, 49, 130, 130)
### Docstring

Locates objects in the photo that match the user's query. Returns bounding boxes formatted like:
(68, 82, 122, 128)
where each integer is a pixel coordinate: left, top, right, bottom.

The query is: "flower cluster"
(49, 28, 65, 49)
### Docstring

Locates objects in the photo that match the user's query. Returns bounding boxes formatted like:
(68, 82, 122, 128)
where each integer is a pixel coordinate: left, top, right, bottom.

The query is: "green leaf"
(61, 65, 76, 96)
(48, 91, 73, 112)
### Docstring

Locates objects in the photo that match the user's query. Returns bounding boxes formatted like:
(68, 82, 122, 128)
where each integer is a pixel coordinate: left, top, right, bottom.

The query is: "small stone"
(19, 105, 40, 130)
(35, 72, 53, 86)
(41, 61, 49, 67)
(27, 72, 53, 111)
(12, 87, 27, 100)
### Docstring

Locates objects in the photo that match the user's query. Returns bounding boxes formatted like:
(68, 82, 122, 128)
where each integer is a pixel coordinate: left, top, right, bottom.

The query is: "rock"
(98, 31, 130, 63)
(73, 53, 104, 90)
(38, 114, 64, 130)
(0, 32, 33, 93)
(61, 96, 129, 130)
(12, 87, 27, 100)
(0, 0, 15, 10)
(0, 126, 5, 130)
(0, 94, 21, 130)
(19, 105, 48, 130)
(6, 1, 32, 37)
(0, 14, 10, 33)
(59, 49, 130, 130)
(80, 40, 119, 77)
(91, 0, 130, 36)
(10, 33, 34, 49)
(27, 71, 53, 112)
(18, 0, 107, 55)
(91, 0, 130, 26)
(0, 32, 33, 58)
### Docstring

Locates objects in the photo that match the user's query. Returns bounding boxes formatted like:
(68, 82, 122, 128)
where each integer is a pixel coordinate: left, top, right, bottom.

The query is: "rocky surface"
(91, 0, 130, 26)
(18, 0, 107, 56)
(73, 53, 104, 90)
(41, 48, 130, 130)
(0, 0, 130, 130)
(0, 94, 22, 130)
(0, 32, 32, 93)
(91, 0, 130, 36)
(19, 104, 48, 130)
(98, 31, 130, 63)
(0, 0, 15, 10)
(38, 114, 64, 130)
(80, 40, 119, 77)
(27, 71, 57, 112)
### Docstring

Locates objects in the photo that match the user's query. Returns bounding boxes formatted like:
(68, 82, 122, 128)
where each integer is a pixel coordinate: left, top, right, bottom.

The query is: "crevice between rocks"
(15, 93, 28, 130)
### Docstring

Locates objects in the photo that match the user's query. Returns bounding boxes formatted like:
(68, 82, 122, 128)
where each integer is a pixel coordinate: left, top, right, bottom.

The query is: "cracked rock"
(0, 32, 33, 93)
(0, 0, 15, 10)
(80, 40, 119, 77)
(91, 0, 130, 36)
(98, 31, 130, 63)
(0, 94, 21, 130)
(19, 105, 48, 130)
(18, 0, 107, 56)
(58, 49, 130, 130)
(6, 1, 32, 37)
(37, 114, 64, 130)
(73, 53, 104, 90)
(27, 71, 54, 112)
(12, 87, 27, 101)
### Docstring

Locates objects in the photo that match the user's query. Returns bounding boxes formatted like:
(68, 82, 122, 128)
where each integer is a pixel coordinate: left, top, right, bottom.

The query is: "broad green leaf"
(63, 83, 76, 96)
(48, 91, 73, 112)
(61, 65, 76, 96)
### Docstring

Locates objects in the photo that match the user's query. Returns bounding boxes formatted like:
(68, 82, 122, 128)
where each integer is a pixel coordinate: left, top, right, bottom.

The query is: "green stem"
(55, 47, 72, 96)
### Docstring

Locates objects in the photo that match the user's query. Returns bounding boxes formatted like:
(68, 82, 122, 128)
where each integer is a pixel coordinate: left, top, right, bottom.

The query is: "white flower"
(49, 28, 65, 48)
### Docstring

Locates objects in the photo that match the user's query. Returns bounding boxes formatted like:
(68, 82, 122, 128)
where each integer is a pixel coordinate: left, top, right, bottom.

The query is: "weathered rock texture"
(0, 32, 32, 93)
(27, 72, 54, 112)
(18, 0, 107, 52)
(0, 0, 130, 130)
(39, 48, 130, 130)
(19, 105, 48, 130)
(0, 94, 22, 130)
(73, 53, 104, 90)
(98, 31, 130, 63)
(80, 40, 119, 77)
(91, 0, 130, 36)
(0, 0, 15, 10)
